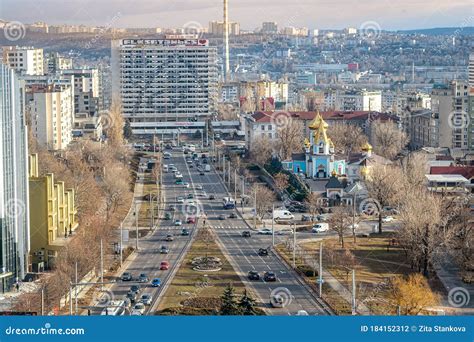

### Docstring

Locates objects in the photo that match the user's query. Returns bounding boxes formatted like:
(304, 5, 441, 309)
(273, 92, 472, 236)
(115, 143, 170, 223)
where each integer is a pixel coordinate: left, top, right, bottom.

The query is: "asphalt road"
(168, 149, 332, 316)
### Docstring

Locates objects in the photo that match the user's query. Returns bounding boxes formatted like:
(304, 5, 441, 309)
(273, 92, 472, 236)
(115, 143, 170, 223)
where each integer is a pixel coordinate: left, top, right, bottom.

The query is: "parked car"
(241, 231, 251, 238)
(160, 261, 170, 270)
(263, 271, 277, 282)
(140, 294, 153, 305)
(121, 272, 133, 281)
(248, 271, 260, 280)
(151, 278, 161, 287)
(258, 248, 269, 256)
(160, 245, 169, 254)
(382, 216, 394, 223)
(138, 273, 149, 283)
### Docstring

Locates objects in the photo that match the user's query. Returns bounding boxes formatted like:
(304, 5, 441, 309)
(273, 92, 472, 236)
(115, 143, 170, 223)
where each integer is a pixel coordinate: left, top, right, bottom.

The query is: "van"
(204, 165, 211, 172)
(273, 210, 295, 223)
(312, 223, 329, 233)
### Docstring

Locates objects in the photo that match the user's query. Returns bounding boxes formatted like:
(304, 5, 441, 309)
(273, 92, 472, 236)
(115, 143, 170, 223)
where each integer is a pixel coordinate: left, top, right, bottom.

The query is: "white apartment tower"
(111, 38, 218, 135)
(2, 46, 44, 76)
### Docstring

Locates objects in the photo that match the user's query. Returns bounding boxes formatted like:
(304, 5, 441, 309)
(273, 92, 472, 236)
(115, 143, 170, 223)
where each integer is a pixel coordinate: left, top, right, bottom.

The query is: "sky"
(1, 0, 473, 31)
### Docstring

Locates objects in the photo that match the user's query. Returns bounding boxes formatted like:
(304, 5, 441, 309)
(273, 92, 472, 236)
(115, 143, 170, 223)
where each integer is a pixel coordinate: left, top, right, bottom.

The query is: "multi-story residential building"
(468, 52, 474, 89)
(111, 38, 218, 135)
(0, 64, 30, 292)
(261, 22, 278, 34)
(62, 69, 100, 117)
(219, 81, 239, 103)
(2, 46, 44, 76)
(44, 52, 73, 74)
(27, 84, 74, 150)
(209, 21, 240, 36)
(408, 109, 439, 150)
(336, 90, 382, 112)
(432, 81, 469, 151)
(28, 154, 78, 269)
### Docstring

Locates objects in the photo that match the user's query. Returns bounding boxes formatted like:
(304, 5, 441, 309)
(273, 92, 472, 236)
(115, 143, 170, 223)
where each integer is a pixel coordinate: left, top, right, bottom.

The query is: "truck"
(273, 209, 295, 223)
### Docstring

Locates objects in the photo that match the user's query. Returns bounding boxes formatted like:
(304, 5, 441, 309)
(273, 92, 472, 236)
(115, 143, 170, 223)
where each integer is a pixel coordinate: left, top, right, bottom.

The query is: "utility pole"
(319, 243, 323, 298)
(149, 191, 153, 228)
(234, 169, 237, 201)
(227, 160, 231, 189)
(222, 156, 225, 182)
(292, 223, 296, 268)
(41, 287, 44, 316)
(352, 269, 357, 315)
(69, 284, 73, 315)
(135, 201, 139, 251)
(271, 204, 275, 246)
(75, 261, 78, 315)
(253, 190, 257, 229)
(100, 239, 104, 291)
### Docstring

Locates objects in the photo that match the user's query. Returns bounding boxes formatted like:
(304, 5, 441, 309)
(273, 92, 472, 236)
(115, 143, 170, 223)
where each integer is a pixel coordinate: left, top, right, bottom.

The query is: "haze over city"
(2, 0, 473, 30)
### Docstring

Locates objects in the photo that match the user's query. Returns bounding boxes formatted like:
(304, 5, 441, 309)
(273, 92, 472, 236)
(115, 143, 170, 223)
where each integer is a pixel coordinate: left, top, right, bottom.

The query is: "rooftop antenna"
(223, 0, 230, 81)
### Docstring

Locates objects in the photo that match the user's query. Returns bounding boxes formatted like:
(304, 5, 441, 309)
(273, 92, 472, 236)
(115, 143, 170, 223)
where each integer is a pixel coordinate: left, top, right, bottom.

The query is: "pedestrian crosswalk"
(155, 225, 250, 231)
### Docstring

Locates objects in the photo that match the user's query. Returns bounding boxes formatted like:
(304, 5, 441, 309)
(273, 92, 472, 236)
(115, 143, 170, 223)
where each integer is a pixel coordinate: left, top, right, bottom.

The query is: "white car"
(131, 303, 146, 315)
(140, 294, 153, 305)
(195, 185, 203, 190)
(177, 196, 184, 203)
(182, 182, 190, 188)
(382, 216, 394, 223)
(348, 223, 359, 230)
(257, 228, 272, 235)
(296, 310, 309, 316)
(312, 223, 329, 233)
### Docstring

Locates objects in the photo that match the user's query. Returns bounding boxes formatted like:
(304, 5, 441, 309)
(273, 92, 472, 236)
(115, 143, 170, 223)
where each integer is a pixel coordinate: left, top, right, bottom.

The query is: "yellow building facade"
(28, 154, 78, 269)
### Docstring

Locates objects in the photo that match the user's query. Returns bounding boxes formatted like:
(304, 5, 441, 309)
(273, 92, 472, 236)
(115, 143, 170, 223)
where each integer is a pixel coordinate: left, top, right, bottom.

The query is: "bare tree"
(328, 205, 352, 248)
(105, 101, 125, 148)
(274, 172, 289, 193)
(250, 135, 273, 165)
(250, 184, 275, 220)
(328, 123, 368, 159)
(365, 164, 404, 234)
(399, 152, 428, 190)
(371, 120, 408, 160)
(304, 192, 323, 220)
(276, 118, 303, 160)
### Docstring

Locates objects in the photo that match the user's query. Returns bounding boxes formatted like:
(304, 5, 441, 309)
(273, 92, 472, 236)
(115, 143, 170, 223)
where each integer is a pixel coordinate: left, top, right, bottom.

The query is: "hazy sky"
(1, 0, 473, 30)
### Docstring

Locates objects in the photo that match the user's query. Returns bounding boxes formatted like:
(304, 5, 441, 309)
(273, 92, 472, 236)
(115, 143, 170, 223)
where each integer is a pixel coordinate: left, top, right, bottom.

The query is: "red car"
(160, 261, 170, 270)
(187, 216, 196, 224)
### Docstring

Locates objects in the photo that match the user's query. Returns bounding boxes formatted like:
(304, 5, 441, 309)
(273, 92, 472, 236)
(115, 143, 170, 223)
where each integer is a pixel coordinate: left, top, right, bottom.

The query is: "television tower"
(223, 0, 230, 80)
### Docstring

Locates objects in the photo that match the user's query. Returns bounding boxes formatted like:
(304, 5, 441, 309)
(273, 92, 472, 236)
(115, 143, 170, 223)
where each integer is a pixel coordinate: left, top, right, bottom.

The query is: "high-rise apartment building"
(468, 52, 474, 89)
(2, 46, 44, 76)
(261, 22, 278, 34)
(111, 38, 218, 135)
(209, 21, 240, 36)
(62, 69, 100, 117)
(0, 64, 30, 292)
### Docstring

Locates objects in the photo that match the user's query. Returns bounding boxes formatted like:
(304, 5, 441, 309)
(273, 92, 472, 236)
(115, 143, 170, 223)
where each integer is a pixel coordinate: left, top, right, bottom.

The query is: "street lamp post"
(292, 223, 297, 268)
(319, 242, 323, 298)
(135, 201, 139, 251)
(271, 204, 275, 247)
(119, 223, 123, 267)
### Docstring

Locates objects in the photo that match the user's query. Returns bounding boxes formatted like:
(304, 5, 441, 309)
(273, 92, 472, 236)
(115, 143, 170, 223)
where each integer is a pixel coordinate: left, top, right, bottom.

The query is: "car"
(229, 213, 237, 219)
(257, 228, 272, 235)
(276, 229, 293, 235)
(187, 217, 196, 224)
(121, 272, 133, 281)
(241, 231, 251, 238)
(140, 294, 153, 305)
(168, 205, 176, 211)
(151, 278, 161, 287)
(296, 310, 309, 316)
(174, 219, 182, 226)
(177, 196, 185, 203)
(181, 228, 190, 236)
(263, 271, 277, 282)
(195, 185, 203, 190)
(186, 159, 193, 164)
(187, 193, 194, 199)
(301, 215, 313, 222)
(160, 261, 170, 270)
(382, 216, 394, 223)
(349, 223, 359, 230)
(138, 273, 149, 283)
(182, 182, 190, 188)
(247, 271, 260, 280)
(160, 245, 169, 254)
(164, 212, 172, 220)
(130, 285, 140, 294)
(312, 223, 329, 233)
(126, 291, 137, 303)
(218, 214, 226, 220)
(258, 248, 269, 256)
(271, 294, 285, 308)
(175, 179, 183, 185)
(132, 303, 146, 315)
(200, 171, 205, 176)
(165, 234, 174, 242)
(209, 194, 215, 200)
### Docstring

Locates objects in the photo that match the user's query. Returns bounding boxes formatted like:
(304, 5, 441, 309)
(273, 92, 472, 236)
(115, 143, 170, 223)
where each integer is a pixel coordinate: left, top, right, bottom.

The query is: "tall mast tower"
(223, 0, 230, 80)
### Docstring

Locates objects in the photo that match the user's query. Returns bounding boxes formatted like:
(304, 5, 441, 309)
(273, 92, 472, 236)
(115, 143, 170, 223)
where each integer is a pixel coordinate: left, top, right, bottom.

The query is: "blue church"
(282, 112, 346, 179)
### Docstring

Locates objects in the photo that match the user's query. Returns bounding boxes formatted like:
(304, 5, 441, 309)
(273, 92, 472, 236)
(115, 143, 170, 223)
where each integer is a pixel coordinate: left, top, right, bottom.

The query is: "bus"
(223, 197, 236, 209)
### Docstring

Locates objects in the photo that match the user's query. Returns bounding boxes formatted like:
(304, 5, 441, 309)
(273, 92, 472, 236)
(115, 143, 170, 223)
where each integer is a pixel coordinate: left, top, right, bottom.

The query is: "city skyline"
(1, 0, 473, 31)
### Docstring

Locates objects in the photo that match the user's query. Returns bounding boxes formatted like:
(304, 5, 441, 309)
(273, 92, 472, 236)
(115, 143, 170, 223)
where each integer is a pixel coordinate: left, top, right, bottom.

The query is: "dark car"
(258, 248, 269, 256)
(181, 228, 190, 236)
(241, 231, 251, 238)
(200, 171, 205, 176)
(160, 245, 169, 254)
(229, 213, 237, 219)
(218, 214, 226, 220)
(248, 271, 260, 281)
(263, 271, 277, 282)
(121, 272, 133, 281)
(138, 273, 148, 283)
(165, 234, 174, 242)
(126, 291, 137, 303)
(130, 285, 140, 294)
(164, 212, 172, 220)
(209, 194, 215, 200)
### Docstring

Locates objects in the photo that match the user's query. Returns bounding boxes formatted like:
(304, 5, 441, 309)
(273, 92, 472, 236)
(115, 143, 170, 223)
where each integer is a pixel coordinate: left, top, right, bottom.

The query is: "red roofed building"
(430, 166, 474, 192)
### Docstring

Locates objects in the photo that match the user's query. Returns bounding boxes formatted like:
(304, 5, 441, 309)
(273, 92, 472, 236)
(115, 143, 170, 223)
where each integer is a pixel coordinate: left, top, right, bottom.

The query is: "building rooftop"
(425, 174, 469, 183)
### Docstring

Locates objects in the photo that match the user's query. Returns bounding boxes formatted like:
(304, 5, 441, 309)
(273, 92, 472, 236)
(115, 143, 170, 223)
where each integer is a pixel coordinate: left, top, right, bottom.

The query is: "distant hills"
(395, 27, 474, 35)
